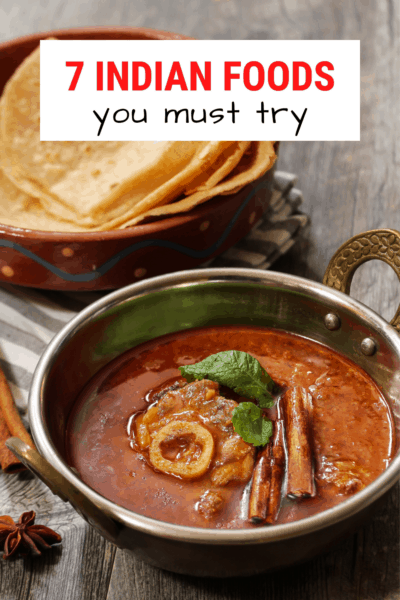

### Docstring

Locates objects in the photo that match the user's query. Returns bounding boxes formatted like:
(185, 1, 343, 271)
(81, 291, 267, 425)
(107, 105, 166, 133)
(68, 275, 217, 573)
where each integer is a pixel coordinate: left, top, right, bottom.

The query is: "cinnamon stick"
(282, 386, 315, 499)
(0, 406, 25, 473)
(0, 367, 33, 447)
(248, 441, 272, 523)
(265, 400, 285, 523)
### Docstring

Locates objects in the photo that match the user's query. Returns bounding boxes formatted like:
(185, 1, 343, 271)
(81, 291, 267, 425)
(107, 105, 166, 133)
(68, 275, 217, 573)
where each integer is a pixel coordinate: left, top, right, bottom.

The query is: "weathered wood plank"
(0, 472, 116, 600)
(0, 525, 116, 600)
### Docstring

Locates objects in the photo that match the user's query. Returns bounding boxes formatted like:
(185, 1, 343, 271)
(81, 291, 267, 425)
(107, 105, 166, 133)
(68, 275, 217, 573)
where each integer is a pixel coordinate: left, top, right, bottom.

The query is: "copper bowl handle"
(6, 437, 119, 540)
(323, 229, 400, 331)
(6, 437, 70, 501)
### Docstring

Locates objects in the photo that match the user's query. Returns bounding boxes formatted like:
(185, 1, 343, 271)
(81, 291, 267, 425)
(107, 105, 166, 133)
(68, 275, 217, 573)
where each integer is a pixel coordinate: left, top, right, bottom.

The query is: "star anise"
(0, 511, 62, 559)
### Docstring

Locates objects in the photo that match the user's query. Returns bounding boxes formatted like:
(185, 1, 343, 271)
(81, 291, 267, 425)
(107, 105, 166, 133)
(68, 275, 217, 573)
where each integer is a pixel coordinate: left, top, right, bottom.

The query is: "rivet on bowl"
(62, 247, 74, 257)
(361, 337, 377, 356)
(324, 313, 341, 331)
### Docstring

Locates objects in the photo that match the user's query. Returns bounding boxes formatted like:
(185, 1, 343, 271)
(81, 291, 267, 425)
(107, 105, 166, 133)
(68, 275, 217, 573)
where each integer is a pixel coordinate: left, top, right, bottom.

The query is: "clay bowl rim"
(0, 25, 192, 49)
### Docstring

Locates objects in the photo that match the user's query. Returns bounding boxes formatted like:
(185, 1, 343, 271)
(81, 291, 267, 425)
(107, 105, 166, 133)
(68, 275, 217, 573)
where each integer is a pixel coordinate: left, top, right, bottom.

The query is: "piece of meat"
(197, 490, 224, 519)
(211, 453, 255, 486)
(218, 434, 254, 464)
(316, 458, 370, 494)
(134, 379, 255, 486)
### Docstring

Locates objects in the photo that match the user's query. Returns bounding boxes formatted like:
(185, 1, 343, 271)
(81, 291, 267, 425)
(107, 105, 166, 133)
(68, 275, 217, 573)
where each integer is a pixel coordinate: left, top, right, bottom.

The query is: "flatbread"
(1, 45, 244, 225)
(0, 42, 277, 232)
(119, 141, 276, 228)
(0, 167, 89, 232)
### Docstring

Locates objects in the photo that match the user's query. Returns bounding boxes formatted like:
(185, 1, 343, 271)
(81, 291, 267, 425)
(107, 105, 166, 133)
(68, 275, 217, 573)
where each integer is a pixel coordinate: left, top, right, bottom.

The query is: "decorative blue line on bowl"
(0, 181, 271, 282)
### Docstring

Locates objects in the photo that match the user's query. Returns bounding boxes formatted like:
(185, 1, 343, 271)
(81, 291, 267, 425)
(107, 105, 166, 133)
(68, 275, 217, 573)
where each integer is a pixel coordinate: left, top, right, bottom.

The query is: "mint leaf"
(179, 350, 275, 408)
(232, 402, 273, 446)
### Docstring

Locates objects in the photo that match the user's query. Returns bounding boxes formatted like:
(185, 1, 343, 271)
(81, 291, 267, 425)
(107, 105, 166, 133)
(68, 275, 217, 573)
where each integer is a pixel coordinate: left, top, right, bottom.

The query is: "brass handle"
(323, 229, 400, 331)
(6, 438, 119, 540)
(6, 437, 69, 501)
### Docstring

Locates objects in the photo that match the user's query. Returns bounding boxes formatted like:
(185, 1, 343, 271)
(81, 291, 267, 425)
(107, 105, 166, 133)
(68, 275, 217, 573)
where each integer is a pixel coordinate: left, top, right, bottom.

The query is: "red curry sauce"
(66, 326, 395, 529)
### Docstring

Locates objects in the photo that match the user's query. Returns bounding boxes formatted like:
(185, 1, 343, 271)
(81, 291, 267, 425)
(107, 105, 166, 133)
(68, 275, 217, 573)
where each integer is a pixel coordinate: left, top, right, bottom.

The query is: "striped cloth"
(0, 170, 307, 422)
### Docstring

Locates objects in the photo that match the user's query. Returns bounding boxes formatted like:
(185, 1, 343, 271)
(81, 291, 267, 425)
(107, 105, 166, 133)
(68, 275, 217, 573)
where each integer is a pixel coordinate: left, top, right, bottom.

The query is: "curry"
(66, 326, 395, 529)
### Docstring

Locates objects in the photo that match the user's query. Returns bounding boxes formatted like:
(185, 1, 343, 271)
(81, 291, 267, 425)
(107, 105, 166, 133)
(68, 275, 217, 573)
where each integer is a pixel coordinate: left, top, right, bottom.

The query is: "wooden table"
(0, 1, 399, 598)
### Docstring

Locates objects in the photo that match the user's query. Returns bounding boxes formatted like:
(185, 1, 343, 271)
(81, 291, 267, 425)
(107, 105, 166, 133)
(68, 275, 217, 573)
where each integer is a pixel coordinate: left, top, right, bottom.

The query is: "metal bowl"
(0, 27, 276, 291)
(8, 229, 400, 577)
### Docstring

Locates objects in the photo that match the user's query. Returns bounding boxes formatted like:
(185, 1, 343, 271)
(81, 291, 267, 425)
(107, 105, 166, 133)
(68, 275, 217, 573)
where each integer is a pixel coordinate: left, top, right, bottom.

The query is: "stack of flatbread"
(0, 45, 276, 233)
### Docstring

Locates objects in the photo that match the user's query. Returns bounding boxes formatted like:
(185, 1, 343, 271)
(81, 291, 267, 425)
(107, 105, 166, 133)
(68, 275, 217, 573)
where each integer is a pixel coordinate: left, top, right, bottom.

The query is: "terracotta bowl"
(0, 27, 277, 291)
